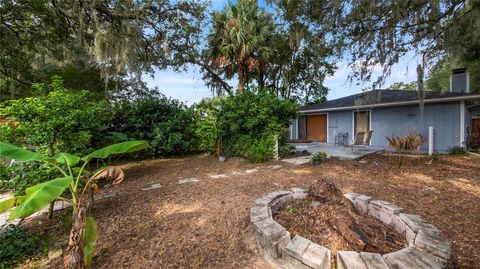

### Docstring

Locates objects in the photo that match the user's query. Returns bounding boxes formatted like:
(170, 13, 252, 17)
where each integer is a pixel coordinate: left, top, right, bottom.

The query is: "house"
(289, 69, 480, 153)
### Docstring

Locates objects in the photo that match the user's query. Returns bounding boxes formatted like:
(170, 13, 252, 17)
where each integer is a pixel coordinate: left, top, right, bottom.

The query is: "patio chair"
(346, 132, 365, 151)
(335, 132, 348, 146)
(363, 131, 373, 145)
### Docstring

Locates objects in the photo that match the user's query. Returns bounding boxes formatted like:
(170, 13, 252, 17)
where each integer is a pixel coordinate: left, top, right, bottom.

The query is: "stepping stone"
(140, 183, 162, 191)
(48, 247, 63, 260)
(0, 193, 13, 202)
(96, 191, 119, 200)
(0, 212, 11, 229)
(282, 156, 311, 165)
(52, 200, 72, 211)
(178, 178, 199, 184)
(244, 169, 258, 174)
(267, 165, 282, 169)
(210, 174, 228, 179)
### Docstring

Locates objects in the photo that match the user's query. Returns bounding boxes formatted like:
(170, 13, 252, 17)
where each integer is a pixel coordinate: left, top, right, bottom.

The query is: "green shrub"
(1, 161, 60, 195)
(194, 97, 223, 155)
(0, 225, 48, 268)
(449, 146, 468, 155)
(234, 135, 275, 162)
(196, 88, 298, 162)
(151, 108, 197, 156)
(0, 76, 107, 156)
(108, 90, 197, 157)
(311, 151, 327, 164)
(0, 76, 107, 193)
(279, 144, 294, 157)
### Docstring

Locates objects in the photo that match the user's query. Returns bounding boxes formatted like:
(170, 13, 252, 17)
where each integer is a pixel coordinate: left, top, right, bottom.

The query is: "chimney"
(450, 68, 470, 93)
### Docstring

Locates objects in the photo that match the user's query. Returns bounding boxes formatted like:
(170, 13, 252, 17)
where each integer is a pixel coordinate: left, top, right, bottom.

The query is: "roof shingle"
(300, 90, 479, 112)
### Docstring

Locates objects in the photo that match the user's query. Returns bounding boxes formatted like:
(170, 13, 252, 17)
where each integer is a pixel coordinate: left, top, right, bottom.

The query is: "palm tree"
(207, 0, 274, 93)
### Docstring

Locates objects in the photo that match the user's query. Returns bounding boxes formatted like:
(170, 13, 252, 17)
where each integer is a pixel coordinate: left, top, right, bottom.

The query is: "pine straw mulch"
(274, 180, 407, 258)
(13, 153, 480, 269)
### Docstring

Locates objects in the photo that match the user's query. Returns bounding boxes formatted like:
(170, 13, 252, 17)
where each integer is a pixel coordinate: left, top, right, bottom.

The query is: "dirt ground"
(20, 153, 480, 268)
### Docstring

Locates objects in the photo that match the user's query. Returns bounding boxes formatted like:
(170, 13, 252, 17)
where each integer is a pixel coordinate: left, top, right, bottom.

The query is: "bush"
(234, 135, 275, 162)
(449, 146, 468, 155)
(0, 76, 107, 193)
(151, 108, 197, 156)
(1, 161, 60, 195)
(311, 151, 327, 164)
(0, 76, 107, 156)
(279, 144, 294, 157)
(195, 88, 298, 162)
(194, 97, 223, 155)
(108, 90, 197, 157)
(0, 225, 48, 268)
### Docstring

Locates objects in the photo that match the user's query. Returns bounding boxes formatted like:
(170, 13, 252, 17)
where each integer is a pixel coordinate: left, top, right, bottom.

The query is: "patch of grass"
(449, 146, 468, 155)
(0, 225, 48, 269)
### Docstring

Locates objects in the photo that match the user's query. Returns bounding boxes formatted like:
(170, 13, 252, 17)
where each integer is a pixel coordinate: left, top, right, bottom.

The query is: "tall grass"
(386, 133, 425, 167)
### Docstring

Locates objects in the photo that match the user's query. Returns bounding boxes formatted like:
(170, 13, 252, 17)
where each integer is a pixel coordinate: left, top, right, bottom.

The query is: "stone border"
(250, 189, 451, 269)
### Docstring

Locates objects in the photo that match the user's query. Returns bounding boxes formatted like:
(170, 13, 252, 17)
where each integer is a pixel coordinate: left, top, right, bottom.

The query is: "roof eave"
(299, 94, 480, 113)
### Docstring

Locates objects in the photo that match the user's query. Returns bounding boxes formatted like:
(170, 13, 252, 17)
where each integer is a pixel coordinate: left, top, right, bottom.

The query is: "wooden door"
(472, 118, 480, 148)
(306, 114, 327, 142)
(354, 111, 370, 143)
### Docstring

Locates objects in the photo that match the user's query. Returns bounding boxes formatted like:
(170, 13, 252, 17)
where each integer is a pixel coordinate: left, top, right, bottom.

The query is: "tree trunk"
(48, 202, 55, 219)
(63, 191, 92, 269)
(308, 180, 371, 250)
(258, 67, 265, 89)
(237, 64, 245, 93)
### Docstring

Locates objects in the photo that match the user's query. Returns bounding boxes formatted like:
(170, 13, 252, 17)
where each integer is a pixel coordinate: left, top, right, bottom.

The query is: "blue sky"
(142, 0, 420, 105)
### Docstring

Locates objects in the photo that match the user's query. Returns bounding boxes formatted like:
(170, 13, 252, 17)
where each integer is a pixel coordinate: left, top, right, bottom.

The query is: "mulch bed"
(275, 180, 406, 256)
(12, 153, 480, 268)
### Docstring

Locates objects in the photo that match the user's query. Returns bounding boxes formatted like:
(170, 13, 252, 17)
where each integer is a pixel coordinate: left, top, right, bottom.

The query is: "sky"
(142, 0, 420, 105)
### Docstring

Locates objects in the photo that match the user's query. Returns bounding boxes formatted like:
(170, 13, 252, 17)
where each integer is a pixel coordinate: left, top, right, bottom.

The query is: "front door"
(472, 118, 480, 148)
(306, 114, 327, 142)
(354, 111, 370, 143)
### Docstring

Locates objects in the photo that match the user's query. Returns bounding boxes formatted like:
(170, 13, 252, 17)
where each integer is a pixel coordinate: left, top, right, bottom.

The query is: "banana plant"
(0, 140, 148, 269)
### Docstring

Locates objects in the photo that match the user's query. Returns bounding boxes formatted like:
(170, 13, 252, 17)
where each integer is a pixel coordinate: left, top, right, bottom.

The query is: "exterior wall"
(297, 101, 465, 153)
(327, 111, 353, 144)
(370, 102, 461, 152)
(289, 118, 298, 140)
(466, 108, 471, 146)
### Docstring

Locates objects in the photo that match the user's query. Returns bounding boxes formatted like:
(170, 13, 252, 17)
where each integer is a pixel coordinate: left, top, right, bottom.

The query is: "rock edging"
(250, 189, 451, 269)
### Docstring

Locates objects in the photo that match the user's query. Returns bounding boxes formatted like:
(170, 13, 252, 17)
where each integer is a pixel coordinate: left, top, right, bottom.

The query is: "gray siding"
(370, 102, 461, 152)
(300, 101, 464, 153)
(327, 111, 353, 144)
(289, 118, 298, 140)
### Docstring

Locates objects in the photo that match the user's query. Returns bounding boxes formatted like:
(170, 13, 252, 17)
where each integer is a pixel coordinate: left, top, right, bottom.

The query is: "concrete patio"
(288, 142, 383, 160)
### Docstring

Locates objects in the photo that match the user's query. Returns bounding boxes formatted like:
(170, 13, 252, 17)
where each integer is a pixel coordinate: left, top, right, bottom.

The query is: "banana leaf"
(0, 142, 48, 161)
(0, 197, 16, 213)
(83, 217, 97, 267)
(82, 141, 148, 162)
(49, 152, 81, 166)
(9, 176, 73, 220)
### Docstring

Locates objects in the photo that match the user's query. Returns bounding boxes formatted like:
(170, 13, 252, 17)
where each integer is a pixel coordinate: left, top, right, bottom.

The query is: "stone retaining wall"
(250, 189, 451, 269)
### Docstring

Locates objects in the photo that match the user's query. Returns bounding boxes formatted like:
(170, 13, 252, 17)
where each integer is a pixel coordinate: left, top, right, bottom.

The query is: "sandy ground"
(18, 153, 480, 269)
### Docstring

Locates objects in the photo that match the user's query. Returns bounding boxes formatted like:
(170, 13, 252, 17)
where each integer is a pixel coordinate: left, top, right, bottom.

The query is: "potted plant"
(311, 151, 327, 165)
